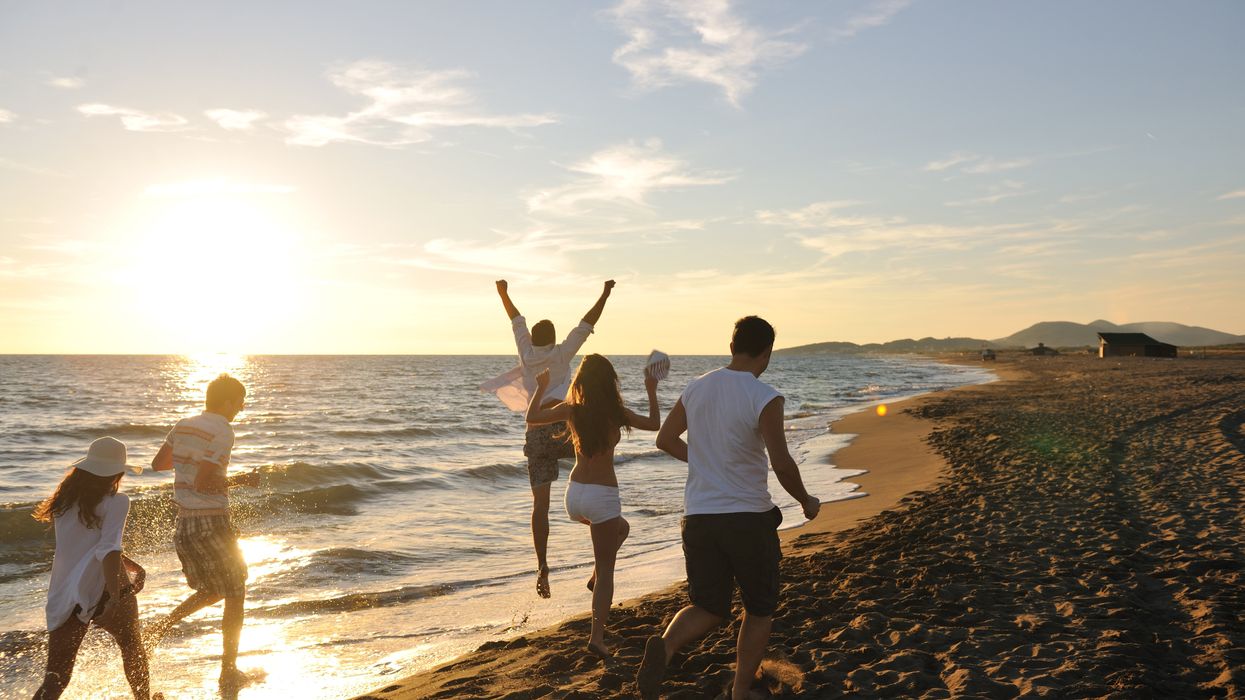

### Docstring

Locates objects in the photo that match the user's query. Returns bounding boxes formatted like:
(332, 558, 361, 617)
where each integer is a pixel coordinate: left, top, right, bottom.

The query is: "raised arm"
(625, 371, 661, 431)
(655, 398, 688, 462)
(496, 279, 520, 320)
(759, 397, 820, 520)
(526, 369, 571, 425)
(581, 280, 615, 326)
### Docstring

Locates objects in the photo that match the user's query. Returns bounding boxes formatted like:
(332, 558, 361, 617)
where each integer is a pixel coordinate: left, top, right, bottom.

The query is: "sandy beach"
(352, 354, 1245, 699)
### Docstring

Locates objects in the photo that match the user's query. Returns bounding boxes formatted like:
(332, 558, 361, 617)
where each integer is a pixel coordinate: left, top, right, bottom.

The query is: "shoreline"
(353, 361, 1009, 699)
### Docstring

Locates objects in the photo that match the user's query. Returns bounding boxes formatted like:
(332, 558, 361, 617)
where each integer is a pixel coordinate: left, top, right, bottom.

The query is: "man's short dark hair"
(732, 316, 775, 357)
(532, 319, 556, 346)
(206, 373, 246, 409)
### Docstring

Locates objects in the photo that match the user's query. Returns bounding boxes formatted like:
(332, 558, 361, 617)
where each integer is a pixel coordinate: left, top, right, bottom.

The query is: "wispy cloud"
(608, 0, 807, 106)
(284, 60, 557, 148)
(47, 76, 85, 89)
(945, 180, 1029, 207)
(527, 139, 733, 216)
(1216, 189, 1245, 201)
(205, 108, 267, 131)
(0, 157, 62, 177)
(143, 179, 296, 198)
(831, 0, 912, 39)
(0, 108, 16, 124)
(758, 200, 1022, 258)
(924, 151, 1033, 175)
(77, 103, 190, 132)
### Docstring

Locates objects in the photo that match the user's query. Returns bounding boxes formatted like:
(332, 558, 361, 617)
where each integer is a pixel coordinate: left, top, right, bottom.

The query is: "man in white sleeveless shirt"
(639, 316, 820, 700)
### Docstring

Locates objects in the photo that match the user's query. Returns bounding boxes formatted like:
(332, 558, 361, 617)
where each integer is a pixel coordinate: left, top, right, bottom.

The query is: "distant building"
(1030, 342, 1059, 356)
(1097, 332, 1178, 359)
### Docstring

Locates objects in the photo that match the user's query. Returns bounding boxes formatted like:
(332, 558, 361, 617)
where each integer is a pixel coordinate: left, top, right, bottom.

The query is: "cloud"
(284, 60, 557, 147)
(608, 0, 807, 106)
(758, 200, 1022, 258)
(47, 76, 85, 89)
(0, 108, 16, 123)
(0, 157, 62, 177)
(945, 180, 1029, 207)
(205, 108, 267, 131)
(527, 139, 733, 216)
(1216, 189, 1245, 201)
(77, 103, 190, 132)
(831, 0, 912, 39)
(398, 229, 608, 280)
(924, 151, 1032, 175)
(143, 179, 296, 198)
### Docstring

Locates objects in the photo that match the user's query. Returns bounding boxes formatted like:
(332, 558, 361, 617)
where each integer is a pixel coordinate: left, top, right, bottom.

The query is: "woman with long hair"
(526, 354, 661, 657)
(32, 436, 155, 700)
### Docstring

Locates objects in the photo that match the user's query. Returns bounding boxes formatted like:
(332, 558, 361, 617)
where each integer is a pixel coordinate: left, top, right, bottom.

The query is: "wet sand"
(353, 355, 1245, 699)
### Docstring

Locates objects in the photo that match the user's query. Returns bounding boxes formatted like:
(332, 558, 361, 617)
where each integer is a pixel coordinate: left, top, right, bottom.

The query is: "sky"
(1, 0, 1243, 354)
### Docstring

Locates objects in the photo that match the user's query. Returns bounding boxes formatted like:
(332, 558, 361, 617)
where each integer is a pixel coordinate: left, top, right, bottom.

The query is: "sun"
(128, 192, 308, 352)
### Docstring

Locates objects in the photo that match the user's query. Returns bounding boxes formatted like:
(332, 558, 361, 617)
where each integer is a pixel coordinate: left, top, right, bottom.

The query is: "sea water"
(0, 354, 991, 699)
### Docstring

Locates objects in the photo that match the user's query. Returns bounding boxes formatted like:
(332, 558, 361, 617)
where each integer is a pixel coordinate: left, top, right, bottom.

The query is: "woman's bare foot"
(536, 566, 551, 599)
(587, 640, 612, 658)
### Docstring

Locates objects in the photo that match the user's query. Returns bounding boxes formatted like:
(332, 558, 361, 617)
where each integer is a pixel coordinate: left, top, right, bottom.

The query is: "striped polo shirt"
(162, 411, 234, 512)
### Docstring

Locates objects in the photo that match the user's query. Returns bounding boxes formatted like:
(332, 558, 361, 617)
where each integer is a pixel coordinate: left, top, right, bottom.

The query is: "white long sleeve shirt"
(45, 492, 129, 629)
(480, 316, 595, 411)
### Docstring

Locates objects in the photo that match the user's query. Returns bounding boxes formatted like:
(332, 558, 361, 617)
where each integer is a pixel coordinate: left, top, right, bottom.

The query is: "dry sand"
(353, 355, 1245, 699)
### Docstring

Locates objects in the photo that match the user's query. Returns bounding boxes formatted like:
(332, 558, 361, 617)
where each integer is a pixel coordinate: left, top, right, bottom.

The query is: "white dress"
(44, 492, 130, 629)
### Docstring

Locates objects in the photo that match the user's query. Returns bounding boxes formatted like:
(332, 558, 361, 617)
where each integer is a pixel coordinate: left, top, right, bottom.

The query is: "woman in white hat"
(31, 436, 156, 700)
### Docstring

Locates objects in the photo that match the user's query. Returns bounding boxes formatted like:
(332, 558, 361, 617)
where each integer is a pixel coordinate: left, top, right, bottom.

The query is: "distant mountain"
(777, 336, 996, 355)
(993, 320, 1245, 348)
(777, 320, 1245, 355)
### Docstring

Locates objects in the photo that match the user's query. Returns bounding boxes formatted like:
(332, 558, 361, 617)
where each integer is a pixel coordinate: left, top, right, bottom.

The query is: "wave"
(460, 462, 527, 481)
(328, 424, 508, 439)
(252, 582, 455, 617)
(15, 423, 170, 441)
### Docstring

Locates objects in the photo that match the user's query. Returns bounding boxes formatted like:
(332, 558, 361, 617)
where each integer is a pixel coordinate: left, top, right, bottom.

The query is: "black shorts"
(681, 506, 783, 619)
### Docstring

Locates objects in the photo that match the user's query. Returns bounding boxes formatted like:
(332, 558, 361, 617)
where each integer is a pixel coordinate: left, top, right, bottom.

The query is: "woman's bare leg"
(32, 615, 89, 700)
(587, 516, 628, 655)
(98, 594, 151, 700)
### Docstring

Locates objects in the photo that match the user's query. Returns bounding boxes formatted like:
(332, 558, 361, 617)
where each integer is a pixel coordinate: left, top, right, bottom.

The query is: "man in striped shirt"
(149, 373, 255, 690)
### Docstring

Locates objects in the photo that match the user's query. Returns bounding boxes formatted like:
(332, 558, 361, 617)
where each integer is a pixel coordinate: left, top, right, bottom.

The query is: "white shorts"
(564, 481, 622, 525)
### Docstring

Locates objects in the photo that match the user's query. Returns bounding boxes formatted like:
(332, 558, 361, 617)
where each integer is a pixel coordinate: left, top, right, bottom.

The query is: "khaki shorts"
(174, 514, 248, 599)
(523, 422, 574, 487)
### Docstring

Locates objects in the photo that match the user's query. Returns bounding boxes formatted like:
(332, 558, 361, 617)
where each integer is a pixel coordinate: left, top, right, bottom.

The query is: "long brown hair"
(32, 468, 122, 529)
(563, 354, 631, 457)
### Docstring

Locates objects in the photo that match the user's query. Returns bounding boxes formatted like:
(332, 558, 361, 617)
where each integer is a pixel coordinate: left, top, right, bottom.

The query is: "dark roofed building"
(1030, 342, 1059, 356)
(1097, 332, 1177, 359)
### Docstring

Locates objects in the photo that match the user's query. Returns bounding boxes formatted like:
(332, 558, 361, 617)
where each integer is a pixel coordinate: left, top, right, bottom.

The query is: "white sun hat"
(646, 350, 671, 381)
(70, 436, 142, 477)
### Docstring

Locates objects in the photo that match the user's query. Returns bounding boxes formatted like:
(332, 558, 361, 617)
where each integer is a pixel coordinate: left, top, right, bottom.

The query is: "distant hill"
(993, 320, 1245, 348)
(777, 320, 1245, 355)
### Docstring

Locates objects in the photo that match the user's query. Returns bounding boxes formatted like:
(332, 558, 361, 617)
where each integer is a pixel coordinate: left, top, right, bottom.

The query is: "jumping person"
(525, 356, 660, 656)
(489, 279, 614, 599)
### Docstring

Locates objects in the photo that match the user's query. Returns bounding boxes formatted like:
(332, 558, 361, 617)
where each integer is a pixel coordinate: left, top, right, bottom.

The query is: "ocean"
(0, 354, 992, 699)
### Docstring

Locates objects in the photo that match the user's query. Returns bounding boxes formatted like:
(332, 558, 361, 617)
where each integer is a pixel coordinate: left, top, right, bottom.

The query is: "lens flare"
(876, 404, 888, 417)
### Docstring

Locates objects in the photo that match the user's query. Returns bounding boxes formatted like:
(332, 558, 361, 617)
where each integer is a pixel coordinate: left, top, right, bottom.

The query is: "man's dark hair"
(532, 319, 556, 346)
(206, 373, 247, 409)
(732, 316, 776, 357)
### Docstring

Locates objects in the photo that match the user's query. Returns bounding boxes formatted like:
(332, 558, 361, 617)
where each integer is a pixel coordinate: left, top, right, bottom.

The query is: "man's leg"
(531, 482, 552, 598)
(146, 590, 223, 652)
(731, 611, 772, 700)
(219, 595, 245, 684)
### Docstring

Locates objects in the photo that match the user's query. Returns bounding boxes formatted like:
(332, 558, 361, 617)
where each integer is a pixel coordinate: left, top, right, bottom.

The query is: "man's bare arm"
(152, 442, 173, 471)
(581, 280, 615, 326)
(655, 398, 689, 463)
(759, 397, 820, 519)
(496, 280, 520, 320)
